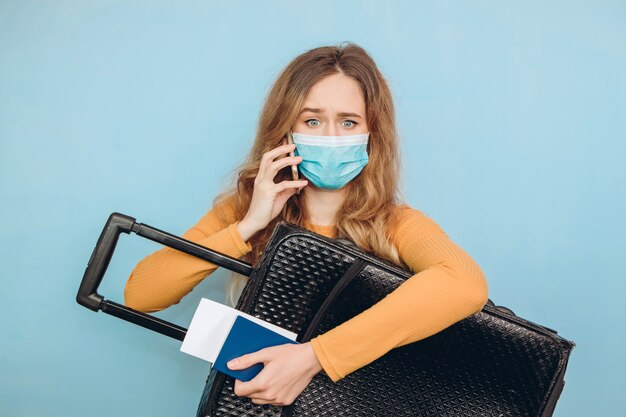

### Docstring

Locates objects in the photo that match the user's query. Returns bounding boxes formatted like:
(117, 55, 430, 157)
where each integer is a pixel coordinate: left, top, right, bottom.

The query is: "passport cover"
(213, 315, 300, 382)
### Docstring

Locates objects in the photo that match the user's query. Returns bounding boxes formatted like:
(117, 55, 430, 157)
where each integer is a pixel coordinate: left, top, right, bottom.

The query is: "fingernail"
(227, 359, 239, 368)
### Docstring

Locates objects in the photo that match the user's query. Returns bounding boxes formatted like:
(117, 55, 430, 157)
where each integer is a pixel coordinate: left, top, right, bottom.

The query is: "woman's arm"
(123, 196, 252, 313)
(309, 206, 489, 382)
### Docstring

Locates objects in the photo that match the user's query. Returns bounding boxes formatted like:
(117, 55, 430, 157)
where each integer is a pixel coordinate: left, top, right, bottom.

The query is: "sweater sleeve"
(309, 206, 489, 382)
(123, 196, 252, 313)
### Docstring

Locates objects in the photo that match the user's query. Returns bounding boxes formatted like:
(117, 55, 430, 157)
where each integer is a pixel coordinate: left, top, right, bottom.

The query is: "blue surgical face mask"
(291, 132, 369, 190)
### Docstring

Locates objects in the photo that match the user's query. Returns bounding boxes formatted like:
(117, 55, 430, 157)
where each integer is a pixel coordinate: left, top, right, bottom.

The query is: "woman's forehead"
(302, 73, 365, 113)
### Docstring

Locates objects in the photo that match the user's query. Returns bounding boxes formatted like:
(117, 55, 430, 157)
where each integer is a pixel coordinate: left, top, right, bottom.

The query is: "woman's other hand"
(227, 342, 323, 406)
(239, 140, 308, 238)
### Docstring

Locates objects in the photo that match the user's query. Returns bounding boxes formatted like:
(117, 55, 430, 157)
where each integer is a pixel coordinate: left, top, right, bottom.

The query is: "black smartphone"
(286, 131, 300, 193)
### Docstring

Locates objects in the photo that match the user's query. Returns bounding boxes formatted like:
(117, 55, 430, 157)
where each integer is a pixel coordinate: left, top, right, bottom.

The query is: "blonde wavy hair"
(212, 42, 410, 307)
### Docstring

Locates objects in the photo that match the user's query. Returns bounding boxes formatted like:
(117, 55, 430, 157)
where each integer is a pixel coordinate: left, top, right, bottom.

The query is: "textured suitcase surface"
(197, 221, 574, 417)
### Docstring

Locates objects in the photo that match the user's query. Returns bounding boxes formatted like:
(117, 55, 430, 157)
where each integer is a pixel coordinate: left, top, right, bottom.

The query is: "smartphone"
(286, 131, 301, 194)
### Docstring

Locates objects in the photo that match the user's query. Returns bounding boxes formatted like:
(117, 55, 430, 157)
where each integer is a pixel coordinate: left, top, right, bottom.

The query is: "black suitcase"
(77, 213, 575, 417)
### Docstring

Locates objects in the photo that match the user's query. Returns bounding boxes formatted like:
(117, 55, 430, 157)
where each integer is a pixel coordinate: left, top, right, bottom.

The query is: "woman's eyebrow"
(299, 107, 363, 118)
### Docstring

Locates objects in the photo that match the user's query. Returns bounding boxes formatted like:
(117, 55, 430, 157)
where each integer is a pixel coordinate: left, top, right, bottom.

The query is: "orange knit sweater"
(124, 196, 489, 383)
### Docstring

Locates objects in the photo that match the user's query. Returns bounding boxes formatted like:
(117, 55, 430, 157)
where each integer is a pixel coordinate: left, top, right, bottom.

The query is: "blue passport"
(213, 315, 299, 382)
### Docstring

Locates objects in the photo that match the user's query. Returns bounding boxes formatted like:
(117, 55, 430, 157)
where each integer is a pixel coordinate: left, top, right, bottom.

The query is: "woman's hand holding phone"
(238, 139, 308, 241)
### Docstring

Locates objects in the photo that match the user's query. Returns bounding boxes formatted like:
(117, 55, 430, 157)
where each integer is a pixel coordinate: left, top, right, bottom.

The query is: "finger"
(227, 347, 274, 370)
(234, 375, 268, 398)
(260, 143, 297, 174)
(284, 185, 304, 197)
(267, 155, 302, 178)
(276, 186, 301, 204)
(276, 180, 308, 192)
(263, 143, 296, 162)
(250, 396, 277, 405)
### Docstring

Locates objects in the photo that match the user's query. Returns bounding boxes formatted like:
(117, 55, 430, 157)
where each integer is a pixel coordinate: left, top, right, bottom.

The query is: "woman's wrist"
(236, 219, 259, 243)
(303, 342, 324, 376)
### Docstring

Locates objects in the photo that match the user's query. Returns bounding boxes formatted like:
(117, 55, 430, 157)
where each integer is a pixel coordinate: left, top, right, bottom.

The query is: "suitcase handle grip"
(76, 212, 255, 340)
(77, 212, 135, 311)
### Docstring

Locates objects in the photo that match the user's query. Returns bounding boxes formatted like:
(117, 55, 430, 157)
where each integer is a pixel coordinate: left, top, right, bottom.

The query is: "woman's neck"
(301, 183, 348, 226)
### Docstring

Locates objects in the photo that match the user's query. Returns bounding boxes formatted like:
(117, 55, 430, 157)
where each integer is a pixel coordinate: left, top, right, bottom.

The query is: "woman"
(124, 42, 489, 407)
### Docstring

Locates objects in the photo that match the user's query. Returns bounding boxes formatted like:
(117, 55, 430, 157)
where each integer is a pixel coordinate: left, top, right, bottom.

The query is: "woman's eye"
(305, 119, 321, 127)
(341, 120, 357, 128)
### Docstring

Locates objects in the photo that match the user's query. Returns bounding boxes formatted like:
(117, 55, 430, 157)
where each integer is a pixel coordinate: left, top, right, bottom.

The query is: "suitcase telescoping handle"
(76, 212, 254, 341)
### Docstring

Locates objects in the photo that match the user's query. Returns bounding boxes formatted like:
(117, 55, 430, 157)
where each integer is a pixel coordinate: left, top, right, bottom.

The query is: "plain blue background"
(1, 1, 624, 416)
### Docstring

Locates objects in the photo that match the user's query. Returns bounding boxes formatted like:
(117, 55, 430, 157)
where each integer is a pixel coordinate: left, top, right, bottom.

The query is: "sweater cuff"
(228, 221, 253, 256)
(310, 335, 343, 383)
